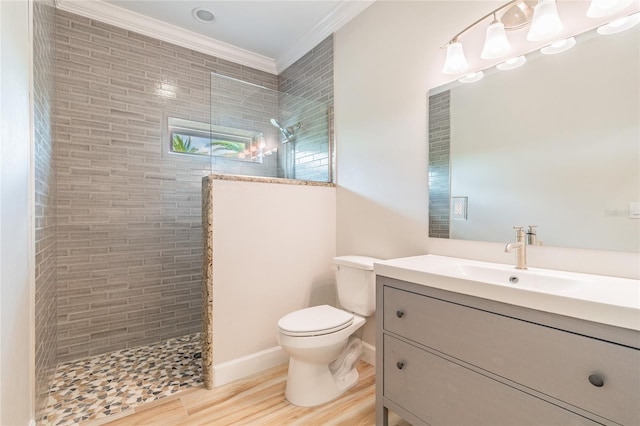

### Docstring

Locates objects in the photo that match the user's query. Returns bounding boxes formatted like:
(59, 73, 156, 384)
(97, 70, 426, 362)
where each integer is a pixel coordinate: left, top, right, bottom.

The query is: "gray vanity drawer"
(384, 335, 598, 426)
(383, 286, 640, 425)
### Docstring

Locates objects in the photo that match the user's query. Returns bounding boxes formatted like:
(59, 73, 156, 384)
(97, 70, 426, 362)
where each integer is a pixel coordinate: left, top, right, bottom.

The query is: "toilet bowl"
(277, 305, 366, 407)
(277, 256, 380, 407)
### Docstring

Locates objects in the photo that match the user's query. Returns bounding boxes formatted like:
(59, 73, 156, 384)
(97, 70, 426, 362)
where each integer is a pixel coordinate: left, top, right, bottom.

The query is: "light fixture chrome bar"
(445, 0, 525, 45)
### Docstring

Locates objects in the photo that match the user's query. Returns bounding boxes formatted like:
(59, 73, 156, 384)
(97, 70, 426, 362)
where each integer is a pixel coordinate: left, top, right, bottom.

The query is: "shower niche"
(208, 72, 332, 182)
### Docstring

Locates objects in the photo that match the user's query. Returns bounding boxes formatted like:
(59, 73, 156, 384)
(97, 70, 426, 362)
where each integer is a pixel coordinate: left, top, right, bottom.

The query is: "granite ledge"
(205, 173, 335, 187)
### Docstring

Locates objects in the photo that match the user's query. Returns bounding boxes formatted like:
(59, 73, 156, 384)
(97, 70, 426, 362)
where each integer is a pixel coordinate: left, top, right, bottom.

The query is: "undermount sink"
(374, 254, 640, 331)
(428, 263, 581, 294)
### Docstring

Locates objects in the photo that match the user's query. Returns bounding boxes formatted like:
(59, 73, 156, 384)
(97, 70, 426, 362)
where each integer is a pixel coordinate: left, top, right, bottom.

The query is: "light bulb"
(442, 41, 469, 75)
(481, 21, 512, 59)
(527, 0, 564, 41)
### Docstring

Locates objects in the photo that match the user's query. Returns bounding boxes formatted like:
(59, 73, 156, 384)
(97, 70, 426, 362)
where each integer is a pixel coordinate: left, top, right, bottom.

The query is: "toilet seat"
(278, 305, 354, 337)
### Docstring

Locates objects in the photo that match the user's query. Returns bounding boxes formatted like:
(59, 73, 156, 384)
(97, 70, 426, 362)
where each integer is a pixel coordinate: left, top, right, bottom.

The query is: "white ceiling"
(106, 1, 341, 59)
(57, 0, 373, 74)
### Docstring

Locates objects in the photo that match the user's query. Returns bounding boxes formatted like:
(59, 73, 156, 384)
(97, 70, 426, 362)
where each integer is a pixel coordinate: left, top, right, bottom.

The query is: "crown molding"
(56, 0, 374, 76)
(56, 0, 278, 74)
(275, 0, 375, 73)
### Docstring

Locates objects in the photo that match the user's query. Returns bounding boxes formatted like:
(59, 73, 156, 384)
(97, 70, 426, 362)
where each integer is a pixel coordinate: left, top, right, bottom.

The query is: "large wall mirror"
(428, 26, 639, 252)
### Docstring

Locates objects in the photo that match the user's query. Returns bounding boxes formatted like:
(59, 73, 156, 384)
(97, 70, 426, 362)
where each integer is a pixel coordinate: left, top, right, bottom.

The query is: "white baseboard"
(362, 341, 375, 366)
(213, 342, 375, 387)
(213, 346, 289, 387)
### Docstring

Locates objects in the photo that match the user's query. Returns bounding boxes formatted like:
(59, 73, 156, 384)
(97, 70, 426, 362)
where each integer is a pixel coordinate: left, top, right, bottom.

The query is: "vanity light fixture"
(540, 37, 576, 54)
(527, 0, 564, 41)
(587, 0, 634, 18)
(458, 71, 485, 83)
(597, 12, 640, 34)
(442, 0, 563, 75)
(496, 55, 527, 70)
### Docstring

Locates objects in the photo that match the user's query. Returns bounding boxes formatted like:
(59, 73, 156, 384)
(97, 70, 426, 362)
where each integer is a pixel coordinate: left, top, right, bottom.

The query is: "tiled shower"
(54, 8, 224, 364)
(33, 1, 334, 424)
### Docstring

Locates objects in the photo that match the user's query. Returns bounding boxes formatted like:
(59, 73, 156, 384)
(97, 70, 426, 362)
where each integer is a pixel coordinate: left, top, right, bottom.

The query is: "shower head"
(270, 118, 299, 143)
(270, 118, 281, 129)
(270, 118, 282, 130)
(270, 118, 293, 141)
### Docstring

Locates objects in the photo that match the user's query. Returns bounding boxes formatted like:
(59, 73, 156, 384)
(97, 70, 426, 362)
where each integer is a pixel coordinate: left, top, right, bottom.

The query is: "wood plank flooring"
(101, 361, 409, 426)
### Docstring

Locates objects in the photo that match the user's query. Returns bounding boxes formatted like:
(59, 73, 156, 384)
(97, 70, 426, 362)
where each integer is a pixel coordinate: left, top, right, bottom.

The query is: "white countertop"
(374, 255, 640, 331)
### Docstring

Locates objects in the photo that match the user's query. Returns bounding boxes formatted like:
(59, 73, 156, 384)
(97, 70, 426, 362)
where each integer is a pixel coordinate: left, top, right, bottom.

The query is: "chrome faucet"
(505, 226, 527, 270)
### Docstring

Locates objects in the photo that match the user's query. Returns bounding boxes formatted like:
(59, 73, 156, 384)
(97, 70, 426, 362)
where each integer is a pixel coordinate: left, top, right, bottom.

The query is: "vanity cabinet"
(376, 276, 640, 426)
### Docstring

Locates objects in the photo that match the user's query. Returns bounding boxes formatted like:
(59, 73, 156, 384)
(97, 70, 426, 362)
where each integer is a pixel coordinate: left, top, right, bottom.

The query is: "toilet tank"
(333, 256, 381, 317)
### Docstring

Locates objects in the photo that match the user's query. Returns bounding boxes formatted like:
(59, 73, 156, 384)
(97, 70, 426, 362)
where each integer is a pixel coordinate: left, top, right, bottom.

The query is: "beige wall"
(335, 1, 466, 261)
(334, 1, 489, 346)
(1, 0, 35, 423)
(212, 180, 336, 364)
(335, 1, 640, 345)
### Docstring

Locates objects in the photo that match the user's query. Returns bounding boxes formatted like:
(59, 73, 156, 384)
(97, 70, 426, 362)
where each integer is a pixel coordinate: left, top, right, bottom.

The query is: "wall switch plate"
(630, 203, 640, 219)
(451, 196, 468, 220)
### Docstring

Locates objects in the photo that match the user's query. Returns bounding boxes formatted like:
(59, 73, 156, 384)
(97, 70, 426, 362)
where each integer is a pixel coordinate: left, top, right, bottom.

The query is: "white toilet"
(277, 255, 380, 407)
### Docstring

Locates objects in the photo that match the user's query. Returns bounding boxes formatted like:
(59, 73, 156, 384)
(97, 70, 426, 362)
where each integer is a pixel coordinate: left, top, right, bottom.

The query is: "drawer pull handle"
(588, 374, 604, 387)
(396, 361, 405, 370)
(396, 310, 405, 318)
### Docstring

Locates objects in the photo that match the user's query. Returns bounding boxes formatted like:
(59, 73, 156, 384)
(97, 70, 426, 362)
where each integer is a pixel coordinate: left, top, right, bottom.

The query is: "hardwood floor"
(100, 361, 409, 426)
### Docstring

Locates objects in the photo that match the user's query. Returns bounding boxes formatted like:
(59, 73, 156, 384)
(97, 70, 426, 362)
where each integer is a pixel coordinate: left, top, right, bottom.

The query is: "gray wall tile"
(34, 0, 57, 423)
(428, 90, 451, 238)
(55, 9, 278, 362)
(278, 35, 334, 182)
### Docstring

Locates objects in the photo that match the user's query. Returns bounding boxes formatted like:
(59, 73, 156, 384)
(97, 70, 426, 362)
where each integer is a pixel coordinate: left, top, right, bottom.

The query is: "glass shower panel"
(210, 72, 331, 182)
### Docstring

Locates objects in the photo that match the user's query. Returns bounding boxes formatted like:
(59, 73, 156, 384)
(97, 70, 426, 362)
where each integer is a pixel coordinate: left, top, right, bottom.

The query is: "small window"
(168, 117, 264, 162)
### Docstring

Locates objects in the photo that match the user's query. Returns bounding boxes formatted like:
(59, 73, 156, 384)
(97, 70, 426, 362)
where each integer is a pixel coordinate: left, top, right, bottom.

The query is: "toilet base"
(284, 358, 359, 407)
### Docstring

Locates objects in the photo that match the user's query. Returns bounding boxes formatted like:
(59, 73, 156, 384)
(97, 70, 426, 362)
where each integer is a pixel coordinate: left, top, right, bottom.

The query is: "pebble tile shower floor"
(43, 333, 202, 425)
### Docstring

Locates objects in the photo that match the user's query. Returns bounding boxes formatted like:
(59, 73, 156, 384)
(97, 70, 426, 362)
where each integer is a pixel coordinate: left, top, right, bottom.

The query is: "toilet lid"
(278, 305, 354, 337)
